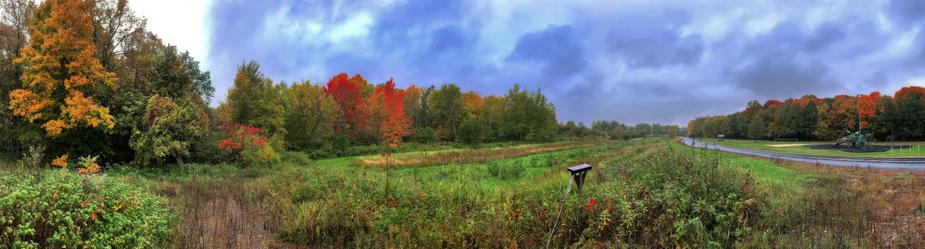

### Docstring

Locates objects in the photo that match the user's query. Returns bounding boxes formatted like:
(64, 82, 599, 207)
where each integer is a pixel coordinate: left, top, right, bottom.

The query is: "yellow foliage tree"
(8, 0, 115, 137)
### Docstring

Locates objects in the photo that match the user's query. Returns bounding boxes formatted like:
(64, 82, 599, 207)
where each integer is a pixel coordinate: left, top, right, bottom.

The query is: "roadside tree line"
(688, 86, 925, 141)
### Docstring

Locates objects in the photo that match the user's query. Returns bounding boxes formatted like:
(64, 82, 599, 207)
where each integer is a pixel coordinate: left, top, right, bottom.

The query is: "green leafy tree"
(285, 81, 336, 150)
(499, 85, 557, 141)
(413, 85, 435, 129)
(428, 84, 464, 141)
(888, 87, 925, 140)
(747, 114, 767, 140)
(773, 100, 799, 139)
(667, 125, 679, 137)
(456, 118, 486, 145)
(129, 95, 206, 165)
(224, 61, 285, 135)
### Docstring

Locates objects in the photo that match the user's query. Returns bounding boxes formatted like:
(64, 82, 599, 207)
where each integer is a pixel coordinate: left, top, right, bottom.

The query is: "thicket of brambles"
(688, 86, 925, 141)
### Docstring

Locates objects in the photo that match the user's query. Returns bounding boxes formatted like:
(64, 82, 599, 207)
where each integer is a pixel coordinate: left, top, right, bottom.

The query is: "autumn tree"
(325, 73, 369, 143)
(461, 91, 484, 119)
(817, 95, 858, 140)
(858, 91, 887, 138)
(224, 61, 285, 135)
(368, 79, 411, 198)
(369, 79, 411, 148)
(285, 81, 336, 150)
(692, 88, 925, 141)
(10, 0, 117, 160)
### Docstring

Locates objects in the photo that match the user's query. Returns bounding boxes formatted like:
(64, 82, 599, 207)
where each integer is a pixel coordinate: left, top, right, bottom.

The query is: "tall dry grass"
(356, 140, 609, 168)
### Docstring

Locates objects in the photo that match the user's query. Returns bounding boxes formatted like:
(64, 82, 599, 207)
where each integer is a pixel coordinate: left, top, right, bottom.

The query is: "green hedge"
(0, 171, 172, 248)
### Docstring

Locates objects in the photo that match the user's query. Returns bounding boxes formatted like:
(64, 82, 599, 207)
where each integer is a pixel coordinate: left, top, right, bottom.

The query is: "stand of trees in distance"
(688, 86, 925, 141)
(0, 0, 682, 169)
(559, 120, 683, 140)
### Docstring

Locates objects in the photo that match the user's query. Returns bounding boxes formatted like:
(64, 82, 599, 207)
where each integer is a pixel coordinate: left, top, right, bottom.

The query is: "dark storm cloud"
(729, 55, 832, 98)
(506, 25, 587, 81)
(206, 0, 925, 125)
(602, 9, 704, 68)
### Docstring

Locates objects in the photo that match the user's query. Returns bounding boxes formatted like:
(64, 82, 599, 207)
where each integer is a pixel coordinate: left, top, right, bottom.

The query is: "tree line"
(217, 62, 560, 158)
(687, 86, 925, 141)
(0, 0, 684, 169)
(0, 0, 563, 167)
(558, 120, 682, 140)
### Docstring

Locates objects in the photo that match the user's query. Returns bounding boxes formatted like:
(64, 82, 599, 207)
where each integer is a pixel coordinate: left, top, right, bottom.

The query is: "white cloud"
(129, 0, 212, 68)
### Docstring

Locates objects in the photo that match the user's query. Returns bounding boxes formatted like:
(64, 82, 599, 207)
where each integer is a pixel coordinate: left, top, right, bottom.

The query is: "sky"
(133, 0, 925, 125)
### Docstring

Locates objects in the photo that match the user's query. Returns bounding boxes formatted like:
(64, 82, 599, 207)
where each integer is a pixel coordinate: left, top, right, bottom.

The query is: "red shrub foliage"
(217, 124, 268, 154)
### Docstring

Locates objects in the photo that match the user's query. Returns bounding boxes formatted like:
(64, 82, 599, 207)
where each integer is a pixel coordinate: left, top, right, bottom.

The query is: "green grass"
(4, 137, 909, 247)
(702, 138, 925, 157)
(668, 141, 811, 205)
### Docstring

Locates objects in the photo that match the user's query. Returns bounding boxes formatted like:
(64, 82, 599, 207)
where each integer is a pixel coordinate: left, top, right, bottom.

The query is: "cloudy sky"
(133, 0, 925, 125)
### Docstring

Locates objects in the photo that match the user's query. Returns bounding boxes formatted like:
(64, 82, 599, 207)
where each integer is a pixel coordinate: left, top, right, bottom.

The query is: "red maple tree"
(325, 73, 369, 141)
(763, 100, 782, 108)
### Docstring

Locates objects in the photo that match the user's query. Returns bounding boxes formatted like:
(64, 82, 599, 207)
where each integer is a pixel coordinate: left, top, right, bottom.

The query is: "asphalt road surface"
(680, 137, 925, 170)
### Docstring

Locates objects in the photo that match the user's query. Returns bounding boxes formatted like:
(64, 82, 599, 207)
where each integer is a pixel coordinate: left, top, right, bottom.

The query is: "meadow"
(4, 137, 924, 248)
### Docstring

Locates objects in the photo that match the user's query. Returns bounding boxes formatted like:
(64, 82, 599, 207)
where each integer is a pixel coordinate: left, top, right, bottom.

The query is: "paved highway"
(680, 137, 925, 170)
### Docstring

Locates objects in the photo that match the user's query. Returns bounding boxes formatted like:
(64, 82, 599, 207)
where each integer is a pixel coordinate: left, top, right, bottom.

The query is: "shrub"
(51, 154, 68, 169)
(456, 119, 486, 145)
(20, 144, 45, 169)
(129, 95, 207, 166)
(77, 155, 101, 174)
(0, 171, 172, 248)
(575, 151, 763, 248)
(217, 124, 279, 166)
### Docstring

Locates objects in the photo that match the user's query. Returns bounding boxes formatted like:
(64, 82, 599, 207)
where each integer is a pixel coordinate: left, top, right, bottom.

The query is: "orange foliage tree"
(461, 91, 484, 119)
(9, 0, 116, 138)
(325, 73, 369, 142)
(829, 95, 859, 131)
(896, 86, 925, 98)
(368, 79, 411, 198)
(369, 79, 412, 149)
(858, 91, 883, 131)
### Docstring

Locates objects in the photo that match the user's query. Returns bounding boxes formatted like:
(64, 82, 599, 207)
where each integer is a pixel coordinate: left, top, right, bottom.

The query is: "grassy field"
(702, 138, 925, 158)
(4, 138, 925, 248)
